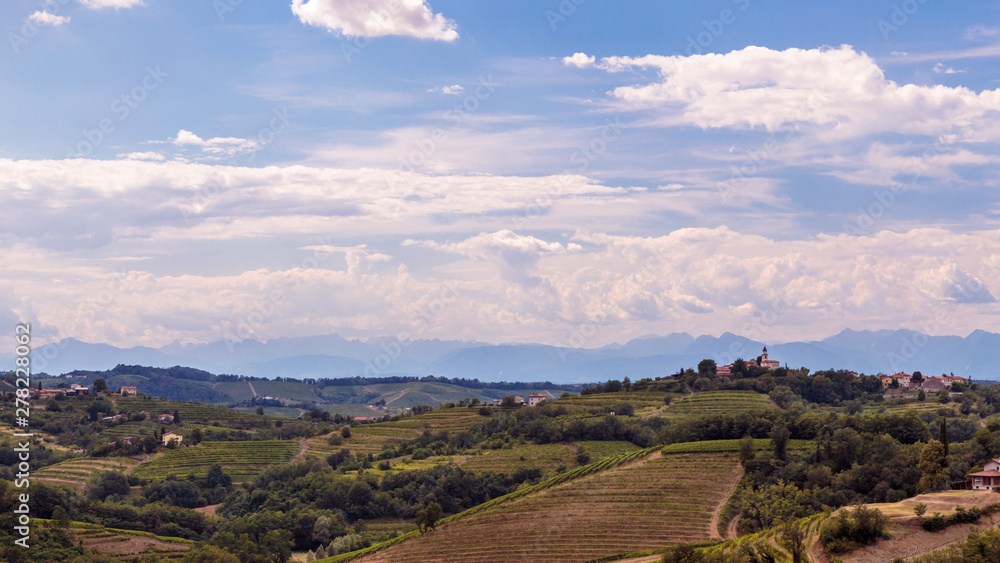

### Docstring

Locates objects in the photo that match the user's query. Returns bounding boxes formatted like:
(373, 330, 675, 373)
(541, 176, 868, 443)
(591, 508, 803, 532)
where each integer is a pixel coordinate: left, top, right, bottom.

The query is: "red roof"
(529, 393, 546, 398)
(969, 470, 1000, 477)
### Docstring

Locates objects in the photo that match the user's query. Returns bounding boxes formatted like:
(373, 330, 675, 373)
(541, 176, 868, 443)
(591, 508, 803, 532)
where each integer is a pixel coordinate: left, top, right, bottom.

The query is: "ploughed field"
(355, 451, 743, 563)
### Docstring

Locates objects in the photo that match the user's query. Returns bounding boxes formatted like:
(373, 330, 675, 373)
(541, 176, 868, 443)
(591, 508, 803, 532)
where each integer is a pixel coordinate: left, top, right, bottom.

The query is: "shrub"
(819, 504, 888, 553)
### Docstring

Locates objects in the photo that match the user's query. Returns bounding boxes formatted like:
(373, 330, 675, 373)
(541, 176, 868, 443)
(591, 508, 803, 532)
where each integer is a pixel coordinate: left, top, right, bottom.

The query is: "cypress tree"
(939, 418, 949, 458)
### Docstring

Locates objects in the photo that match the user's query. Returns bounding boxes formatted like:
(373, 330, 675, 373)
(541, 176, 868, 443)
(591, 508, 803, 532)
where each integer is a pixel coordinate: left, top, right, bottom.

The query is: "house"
(921, 377, 947, 393)
(890, 372, 912, 389)
(161, 432, 183, 446)
(716, 364, 732, 378)
(120, 386, 138, 396)
(101, 414, 127, 423)
(158, 413, 175, 423)
(968, 459, 1000, 491)
(878, 374, 893, 388)
(513, 396, 527, 406)
(528, 393, 547, 407)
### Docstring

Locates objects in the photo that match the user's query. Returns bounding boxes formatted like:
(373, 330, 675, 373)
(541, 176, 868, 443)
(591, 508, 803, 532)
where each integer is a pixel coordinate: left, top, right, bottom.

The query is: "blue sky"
(2, 0, 1000, 351)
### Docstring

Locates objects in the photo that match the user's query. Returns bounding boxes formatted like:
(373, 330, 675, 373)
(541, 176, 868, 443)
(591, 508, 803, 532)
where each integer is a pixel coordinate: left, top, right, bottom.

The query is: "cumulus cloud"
(563, 52, 596, 69)
(933, 62, 965, 74)
(77, 0, 145, 8)
(407, 230, 582, 286)
(29, 11, 70, 25)
(172, 130, 259, 157)
(291, 0, 458, 41)
(587, 45, 1000, 138)
(117, 151, 165, 161)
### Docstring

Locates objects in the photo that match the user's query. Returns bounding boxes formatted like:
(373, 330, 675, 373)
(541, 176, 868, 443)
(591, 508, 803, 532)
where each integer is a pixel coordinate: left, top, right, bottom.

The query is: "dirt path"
(709, 467, 744, 540)
(248, 381, 258, 398)
(292, 438, 309, 462)
(125, 454, 152, 475)
(726, 512, 741, 540)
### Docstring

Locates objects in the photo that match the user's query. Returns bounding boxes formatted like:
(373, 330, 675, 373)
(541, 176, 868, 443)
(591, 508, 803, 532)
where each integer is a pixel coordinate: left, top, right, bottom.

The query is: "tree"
(918, 390, 926, 402)
(311, 516, 334, 545)
(912, 371, 923, 384)
(780, 522, 806, 563)
(622, 376, 632, 392)
(190, 427, 204, 445)
(86, 470, 130, 501)
(913, 502, 927, 518)
(341, 426, 352, 439)
(415, 501, 443, 532)
(939, 418, 949, 457)
(739, 435, 756, 465)
(918, 440, 950, 492)
(697, 359, 717, 378)
(501, 395, 518, 408)
(93, 378, 108, 393)
(731, 359, 748, 378)
(604, 379, 623, 393)
(173, 409, 181, 425)
(256, 406, 265, 416)
(180, 545, 240, 563)
(770, 424, 790, 462)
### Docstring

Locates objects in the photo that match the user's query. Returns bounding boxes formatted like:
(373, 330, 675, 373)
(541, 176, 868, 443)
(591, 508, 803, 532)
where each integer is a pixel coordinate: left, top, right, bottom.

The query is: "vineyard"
(36, 457, 143, 487)
(307, 408, 487, 458)
(111, 397, 266, 427)
(131, 440, 299, 482)
(665, 391, 776, 416)
(68, 522, 193, 561)
(345, 451, 743, 563)
(660, 438, 812, 455)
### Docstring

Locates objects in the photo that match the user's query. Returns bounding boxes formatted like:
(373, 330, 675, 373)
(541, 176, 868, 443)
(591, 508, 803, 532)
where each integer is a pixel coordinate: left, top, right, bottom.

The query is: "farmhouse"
(968, 458, 1000, 491)
(158, 413, 175, 423)
(528, 393, 547, 407)
(161, 432, 183, 446)
(120, 386, 138, 396)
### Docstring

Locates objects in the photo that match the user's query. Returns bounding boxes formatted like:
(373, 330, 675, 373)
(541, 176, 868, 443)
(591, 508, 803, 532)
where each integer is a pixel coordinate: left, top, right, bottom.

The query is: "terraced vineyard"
(351, 452, 743, 563)
(458, 443, 579, 475)
(555, 391, 670, 411)
(308, 408, 487, 458)
(131, 440, 299, 482)
(660, 438, 812, 455)
(36, 457, 143, 487)
(111, 397, 266, 426)
(665, 390, 775, 416)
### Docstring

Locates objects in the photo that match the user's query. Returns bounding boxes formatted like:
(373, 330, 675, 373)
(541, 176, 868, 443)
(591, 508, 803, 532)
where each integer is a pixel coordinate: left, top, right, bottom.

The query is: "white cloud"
(933, 62, 965, 74)
(589, 45, 1000, 138)
(117, 151, 165, 161)
(291, 0, 458, 41)
(428, 84, 463, 95)
(563, 52, 596, 69)
(77, 0, 145, 8)
(171, 130, 259, 157)
(29, 11, 70, 26)
(965, 24, 999, 40)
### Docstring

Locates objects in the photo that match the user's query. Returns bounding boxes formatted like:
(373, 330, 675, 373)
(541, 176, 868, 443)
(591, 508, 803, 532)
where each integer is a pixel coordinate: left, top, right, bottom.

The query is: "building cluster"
(491, 393, 547, 407)
(30, 383, 89, 399)
(877, 372, 967, 393)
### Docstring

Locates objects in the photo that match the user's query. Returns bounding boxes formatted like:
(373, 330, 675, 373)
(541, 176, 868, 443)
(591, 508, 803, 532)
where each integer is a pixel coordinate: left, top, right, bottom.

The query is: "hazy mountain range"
(15, 329, 1000, 384)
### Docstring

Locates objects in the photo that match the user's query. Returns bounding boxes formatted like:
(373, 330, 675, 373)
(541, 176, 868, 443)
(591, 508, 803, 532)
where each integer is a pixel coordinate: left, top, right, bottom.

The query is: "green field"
(111, 397, 268, 427)
(132, 440, 299, 482)
(660, 438, 812, 455)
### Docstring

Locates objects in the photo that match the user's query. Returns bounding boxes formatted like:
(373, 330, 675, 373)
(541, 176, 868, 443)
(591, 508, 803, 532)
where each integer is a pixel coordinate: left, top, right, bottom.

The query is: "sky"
(2, 0, 1000, 352)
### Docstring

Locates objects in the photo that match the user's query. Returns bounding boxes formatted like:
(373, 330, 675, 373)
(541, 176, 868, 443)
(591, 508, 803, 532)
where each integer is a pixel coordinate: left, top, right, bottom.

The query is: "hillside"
(348, 450, 743, 563)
